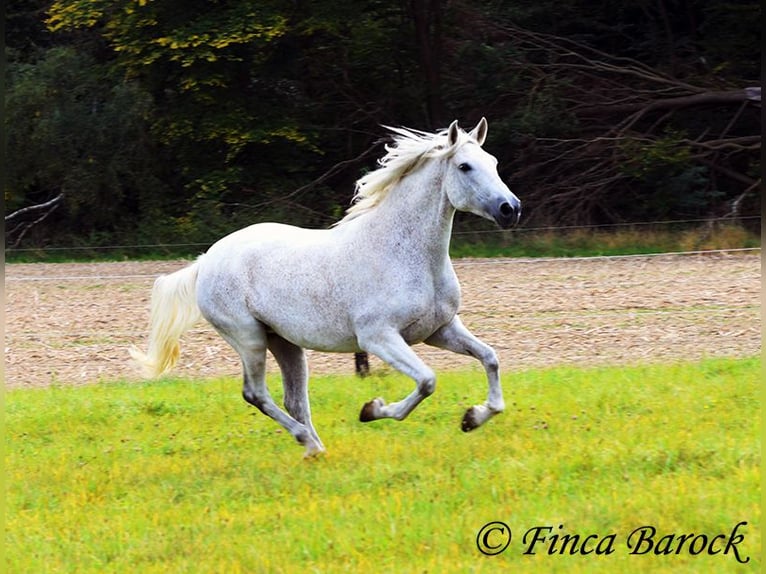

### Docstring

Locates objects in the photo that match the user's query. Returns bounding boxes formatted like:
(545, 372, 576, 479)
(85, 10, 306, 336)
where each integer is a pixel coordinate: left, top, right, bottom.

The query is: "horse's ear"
(447, 120, 460, 147)
(470, 117, 488, 146)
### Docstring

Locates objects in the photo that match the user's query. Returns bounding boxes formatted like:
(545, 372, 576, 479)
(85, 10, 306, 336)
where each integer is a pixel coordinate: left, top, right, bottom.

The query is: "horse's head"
(443, 118, 521, 229)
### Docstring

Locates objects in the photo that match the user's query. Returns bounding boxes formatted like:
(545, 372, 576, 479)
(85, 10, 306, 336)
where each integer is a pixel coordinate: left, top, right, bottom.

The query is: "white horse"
(130, 118, 521, 456)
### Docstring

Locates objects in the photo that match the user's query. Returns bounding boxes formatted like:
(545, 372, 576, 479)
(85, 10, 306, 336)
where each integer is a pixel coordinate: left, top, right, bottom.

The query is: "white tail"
(129, 260, 203, 377)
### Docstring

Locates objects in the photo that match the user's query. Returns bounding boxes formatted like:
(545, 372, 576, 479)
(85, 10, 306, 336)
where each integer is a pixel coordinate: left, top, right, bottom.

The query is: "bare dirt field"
(5, 253, 761, 389)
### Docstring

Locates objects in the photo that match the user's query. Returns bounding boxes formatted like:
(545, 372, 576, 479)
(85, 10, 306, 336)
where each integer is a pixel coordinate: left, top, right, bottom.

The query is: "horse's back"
(195, 222, 360, 350)
(194, 219, 461, 353)
(206, 222, 322, 256)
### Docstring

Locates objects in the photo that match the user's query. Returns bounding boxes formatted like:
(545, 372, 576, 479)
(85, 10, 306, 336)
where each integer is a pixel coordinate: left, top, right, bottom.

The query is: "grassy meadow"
(6, 223, 760, 263)
(449, 222, 761, 259)
(6, 357, 761, 573)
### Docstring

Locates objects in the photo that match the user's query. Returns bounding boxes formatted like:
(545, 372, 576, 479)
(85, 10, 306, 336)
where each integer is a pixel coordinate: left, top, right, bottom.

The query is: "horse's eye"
(458, 163, 472, 172)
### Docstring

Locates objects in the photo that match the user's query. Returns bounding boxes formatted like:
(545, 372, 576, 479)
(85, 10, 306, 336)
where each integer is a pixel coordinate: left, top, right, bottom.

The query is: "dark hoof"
(461, 407, 480, 432)
(359, 399, 379, 422)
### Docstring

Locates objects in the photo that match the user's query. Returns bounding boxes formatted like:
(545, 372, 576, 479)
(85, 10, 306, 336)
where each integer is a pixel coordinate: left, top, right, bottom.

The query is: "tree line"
(6, 0, 761, 250)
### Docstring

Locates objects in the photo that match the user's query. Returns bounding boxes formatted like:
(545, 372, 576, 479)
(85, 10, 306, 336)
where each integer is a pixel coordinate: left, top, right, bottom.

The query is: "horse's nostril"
(495, 200, 521, 228)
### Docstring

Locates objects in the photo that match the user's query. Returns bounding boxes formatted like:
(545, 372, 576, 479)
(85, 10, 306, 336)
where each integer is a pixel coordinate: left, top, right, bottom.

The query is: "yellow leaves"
(264, 127, 322, 154)
(46, 2, 288, 73)
(154, 34, 207, 51)
(152, 36, 174, 48)
(149, 18, 288, 67)
(179, 76, 227, 92)
(46, 1, 103, 32)
(257, 126, 309, 146)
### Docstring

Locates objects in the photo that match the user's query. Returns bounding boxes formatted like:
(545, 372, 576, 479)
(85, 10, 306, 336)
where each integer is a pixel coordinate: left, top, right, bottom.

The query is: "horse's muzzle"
(493, 198, 522, 229)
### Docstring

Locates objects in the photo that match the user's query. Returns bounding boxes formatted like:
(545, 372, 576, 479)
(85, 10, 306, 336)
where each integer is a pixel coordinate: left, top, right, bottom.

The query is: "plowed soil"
(5, 254, 760, 389)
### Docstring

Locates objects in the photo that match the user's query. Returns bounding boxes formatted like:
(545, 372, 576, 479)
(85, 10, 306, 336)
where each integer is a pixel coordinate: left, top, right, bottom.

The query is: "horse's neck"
(354, 163, 455, 265)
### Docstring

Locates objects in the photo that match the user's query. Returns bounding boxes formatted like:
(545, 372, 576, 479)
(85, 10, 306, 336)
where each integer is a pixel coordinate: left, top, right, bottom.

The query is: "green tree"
(6, 0, 759, 250)
(42, 0, 426, 233)
(446, 0, 760, 225)
(6, 46, 167, 246)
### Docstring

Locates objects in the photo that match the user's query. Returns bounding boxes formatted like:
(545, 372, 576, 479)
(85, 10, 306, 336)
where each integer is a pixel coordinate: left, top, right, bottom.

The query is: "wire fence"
(4, 246, 761, 282)
(5, 215, 761, 256)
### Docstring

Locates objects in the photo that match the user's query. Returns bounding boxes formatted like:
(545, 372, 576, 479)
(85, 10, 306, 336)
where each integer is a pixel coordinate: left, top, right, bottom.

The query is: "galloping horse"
(130, 118, 521, 456)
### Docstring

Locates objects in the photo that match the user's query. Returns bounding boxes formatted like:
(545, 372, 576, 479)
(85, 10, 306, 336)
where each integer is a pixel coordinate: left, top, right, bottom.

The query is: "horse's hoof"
(461, 407, 481, 432)
(303, 445, 326, 460)
(359, 397, 385, 422)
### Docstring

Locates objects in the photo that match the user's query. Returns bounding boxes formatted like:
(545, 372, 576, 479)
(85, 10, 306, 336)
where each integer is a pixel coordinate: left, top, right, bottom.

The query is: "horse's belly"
(268, 316, 361, 353)
(253, 287, 456, 352)
(399, 301, 458, 344)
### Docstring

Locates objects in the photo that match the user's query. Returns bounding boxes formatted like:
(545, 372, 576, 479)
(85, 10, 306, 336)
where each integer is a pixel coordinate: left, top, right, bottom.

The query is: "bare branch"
(236, 141, 382, 215)
(470, 18, 761, 225)
(5, 193, 64, 222)
(683, 136, 761, 151)
(577, 90, 754, 117)
(723, 179, 761, 219)
(7, 197, 63, 248)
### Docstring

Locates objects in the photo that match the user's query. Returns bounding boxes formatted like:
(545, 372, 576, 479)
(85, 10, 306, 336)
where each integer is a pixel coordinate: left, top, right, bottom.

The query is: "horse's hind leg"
(267, 333, 324, 455)
(425, 316, 504, 432)
(217, 324, 323, 457)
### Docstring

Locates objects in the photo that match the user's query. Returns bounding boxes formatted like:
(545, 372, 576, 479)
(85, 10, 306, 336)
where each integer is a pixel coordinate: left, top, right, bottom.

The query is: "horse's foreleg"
(425, 316, 504, 431)
(357, 329, 436, 423)
(267, 333, 325, 456)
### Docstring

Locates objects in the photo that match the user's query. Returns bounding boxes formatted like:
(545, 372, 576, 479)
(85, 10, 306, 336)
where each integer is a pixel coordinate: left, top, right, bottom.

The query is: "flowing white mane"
(338, 124, 475, 224)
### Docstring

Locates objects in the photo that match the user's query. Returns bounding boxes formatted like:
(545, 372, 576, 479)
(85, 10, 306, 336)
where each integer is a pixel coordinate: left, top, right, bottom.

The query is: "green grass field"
(6, 357, 761, 573)
(6, 223, 760, 263)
